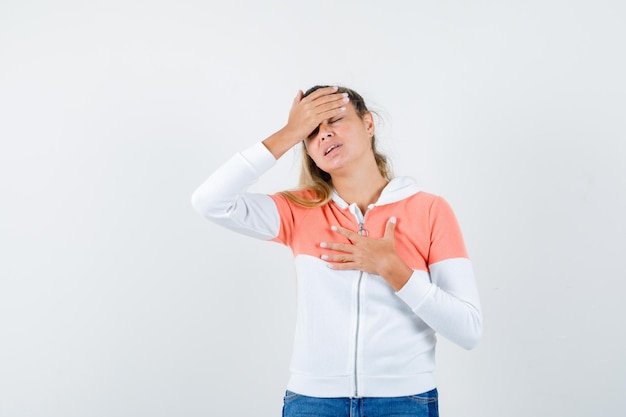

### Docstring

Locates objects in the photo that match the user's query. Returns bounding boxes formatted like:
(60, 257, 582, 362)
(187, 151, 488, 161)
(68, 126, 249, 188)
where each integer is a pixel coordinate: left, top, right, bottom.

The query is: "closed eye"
(307, 126, 319, 139)
(330, 118, 343, 124)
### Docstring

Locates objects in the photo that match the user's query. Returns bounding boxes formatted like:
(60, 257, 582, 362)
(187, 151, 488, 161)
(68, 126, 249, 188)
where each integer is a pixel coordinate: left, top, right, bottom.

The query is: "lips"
(324, 143, 342, 156)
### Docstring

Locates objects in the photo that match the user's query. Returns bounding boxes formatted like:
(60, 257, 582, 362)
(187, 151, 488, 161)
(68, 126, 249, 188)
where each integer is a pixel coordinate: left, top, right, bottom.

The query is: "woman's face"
(303, 104, 374, 176)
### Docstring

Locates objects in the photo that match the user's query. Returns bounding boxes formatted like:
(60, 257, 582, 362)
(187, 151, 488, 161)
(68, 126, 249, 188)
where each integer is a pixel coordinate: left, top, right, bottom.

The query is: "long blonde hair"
(279, 86, 392, 208)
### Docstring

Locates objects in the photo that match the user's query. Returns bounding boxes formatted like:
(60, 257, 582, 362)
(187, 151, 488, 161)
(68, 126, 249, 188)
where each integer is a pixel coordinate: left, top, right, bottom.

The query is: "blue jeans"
(282, 388, 438, 417)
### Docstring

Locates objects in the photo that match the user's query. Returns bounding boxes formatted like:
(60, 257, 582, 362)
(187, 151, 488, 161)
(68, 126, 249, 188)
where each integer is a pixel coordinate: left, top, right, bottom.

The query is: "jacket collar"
(331, 176, 421, 209)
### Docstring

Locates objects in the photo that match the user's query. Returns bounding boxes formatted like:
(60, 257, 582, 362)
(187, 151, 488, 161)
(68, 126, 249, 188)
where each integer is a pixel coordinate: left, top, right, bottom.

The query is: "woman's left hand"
(320, 217, 413, 291)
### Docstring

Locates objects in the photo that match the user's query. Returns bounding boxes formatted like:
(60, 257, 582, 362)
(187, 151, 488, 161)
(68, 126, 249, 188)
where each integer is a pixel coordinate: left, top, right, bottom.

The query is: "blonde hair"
(279, 86, 392, 208)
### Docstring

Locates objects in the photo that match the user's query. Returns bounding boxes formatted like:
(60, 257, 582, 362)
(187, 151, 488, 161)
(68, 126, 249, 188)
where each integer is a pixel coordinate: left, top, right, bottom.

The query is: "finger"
(326, 261, 357, 271)
(331, 225, 360, 242)
(299, 93, 348, 120)
(384, 216, 397, 239)
(304, 94, 348, 116)
(292, 90, 303, 105)
(303, 86, 339, 102)
(314, 94, 349, 115)
(320, 241, 354, 253)
(321, 253, 352, 263)
(295, 92, 347, 124)
(311, 91, 348, 107)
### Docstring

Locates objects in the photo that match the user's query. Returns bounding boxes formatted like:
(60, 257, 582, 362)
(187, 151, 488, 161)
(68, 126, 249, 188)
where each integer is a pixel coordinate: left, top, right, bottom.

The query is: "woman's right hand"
(263, 86, 349, 159)
(285, 86, 349, 143)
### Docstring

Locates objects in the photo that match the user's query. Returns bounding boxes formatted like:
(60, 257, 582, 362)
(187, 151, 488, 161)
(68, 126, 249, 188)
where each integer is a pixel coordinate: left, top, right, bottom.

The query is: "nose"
(318, 122, 332, 141)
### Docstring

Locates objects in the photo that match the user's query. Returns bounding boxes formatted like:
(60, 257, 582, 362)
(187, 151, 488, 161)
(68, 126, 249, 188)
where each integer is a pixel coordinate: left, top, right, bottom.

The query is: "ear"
(362, 111, 374, 135)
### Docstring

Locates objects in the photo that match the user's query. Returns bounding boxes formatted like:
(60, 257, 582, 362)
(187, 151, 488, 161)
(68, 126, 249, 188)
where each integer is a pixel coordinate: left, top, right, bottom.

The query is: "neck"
(331, 163, 388, 214)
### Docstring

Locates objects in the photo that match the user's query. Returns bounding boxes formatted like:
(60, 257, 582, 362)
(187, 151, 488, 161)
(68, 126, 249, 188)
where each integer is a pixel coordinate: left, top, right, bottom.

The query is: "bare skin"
(321, 221, 413, 291)
(262, 87, 413, 292)
(263, 86, 349, 160)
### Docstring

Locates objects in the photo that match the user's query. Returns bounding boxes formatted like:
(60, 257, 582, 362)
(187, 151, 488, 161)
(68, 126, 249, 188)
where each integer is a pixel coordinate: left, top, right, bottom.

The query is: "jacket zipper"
(353, 213, 368, 398)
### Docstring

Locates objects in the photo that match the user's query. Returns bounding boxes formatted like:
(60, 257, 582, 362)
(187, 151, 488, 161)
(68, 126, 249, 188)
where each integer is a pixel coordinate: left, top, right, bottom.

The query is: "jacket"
(191, 141, 483, 398)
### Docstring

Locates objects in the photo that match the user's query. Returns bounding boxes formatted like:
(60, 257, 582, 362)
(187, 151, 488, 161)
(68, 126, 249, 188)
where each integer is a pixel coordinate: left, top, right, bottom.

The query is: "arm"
(396, 198, 482, 349)
(322, 199, 483, 350)
(190, 142, 282, 240)
(191, 86, 349, 238)
(396, 258, 482, 350)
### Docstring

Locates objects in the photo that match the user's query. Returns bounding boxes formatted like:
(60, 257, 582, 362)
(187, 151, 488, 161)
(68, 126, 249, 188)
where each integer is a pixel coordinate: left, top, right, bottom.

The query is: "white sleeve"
(396, 258, 483, 350)
(190, 142, 282, 240)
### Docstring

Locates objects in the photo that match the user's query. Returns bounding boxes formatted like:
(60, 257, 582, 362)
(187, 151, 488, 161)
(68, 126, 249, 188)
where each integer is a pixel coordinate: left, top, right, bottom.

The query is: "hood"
(330, 176, 421, 209)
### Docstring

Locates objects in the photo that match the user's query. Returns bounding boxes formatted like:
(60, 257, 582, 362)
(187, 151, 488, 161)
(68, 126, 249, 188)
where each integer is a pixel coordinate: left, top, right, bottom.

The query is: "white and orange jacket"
(191, 142, 482, 398)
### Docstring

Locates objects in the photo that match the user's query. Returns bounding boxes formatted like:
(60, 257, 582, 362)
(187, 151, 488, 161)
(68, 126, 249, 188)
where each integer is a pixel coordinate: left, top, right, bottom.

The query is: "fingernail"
(340, 107, 346, 111)
(331, 226, 338, 231)
(390, 216, 396, 224)
(321, 254, 329, 260)
(320, 242, 328, 248)
(343, 96, 350, 103)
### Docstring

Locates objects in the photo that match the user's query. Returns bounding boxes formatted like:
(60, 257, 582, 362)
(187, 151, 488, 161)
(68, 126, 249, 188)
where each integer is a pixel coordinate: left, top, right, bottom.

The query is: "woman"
(191, 86, 482, 417)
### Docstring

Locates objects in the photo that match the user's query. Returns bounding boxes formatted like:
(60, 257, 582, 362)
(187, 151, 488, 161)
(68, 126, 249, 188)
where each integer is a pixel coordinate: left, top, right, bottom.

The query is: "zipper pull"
(358, 223, 369, 237)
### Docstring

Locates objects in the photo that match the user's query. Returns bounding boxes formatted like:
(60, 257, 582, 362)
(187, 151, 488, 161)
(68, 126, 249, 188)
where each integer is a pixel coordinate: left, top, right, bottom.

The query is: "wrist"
(381, 256, 413, 292)
(262, 128, 301, 159)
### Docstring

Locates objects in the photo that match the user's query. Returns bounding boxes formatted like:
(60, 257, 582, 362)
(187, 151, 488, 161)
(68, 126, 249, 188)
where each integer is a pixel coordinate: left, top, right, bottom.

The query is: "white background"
(1, 1, 625, 416)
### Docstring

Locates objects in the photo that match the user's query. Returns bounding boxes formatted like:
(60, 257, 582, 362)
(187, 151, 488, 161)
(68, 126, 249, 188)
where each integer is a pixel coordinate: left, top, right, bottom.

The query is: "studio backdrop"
(1, 1, 625, 416)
